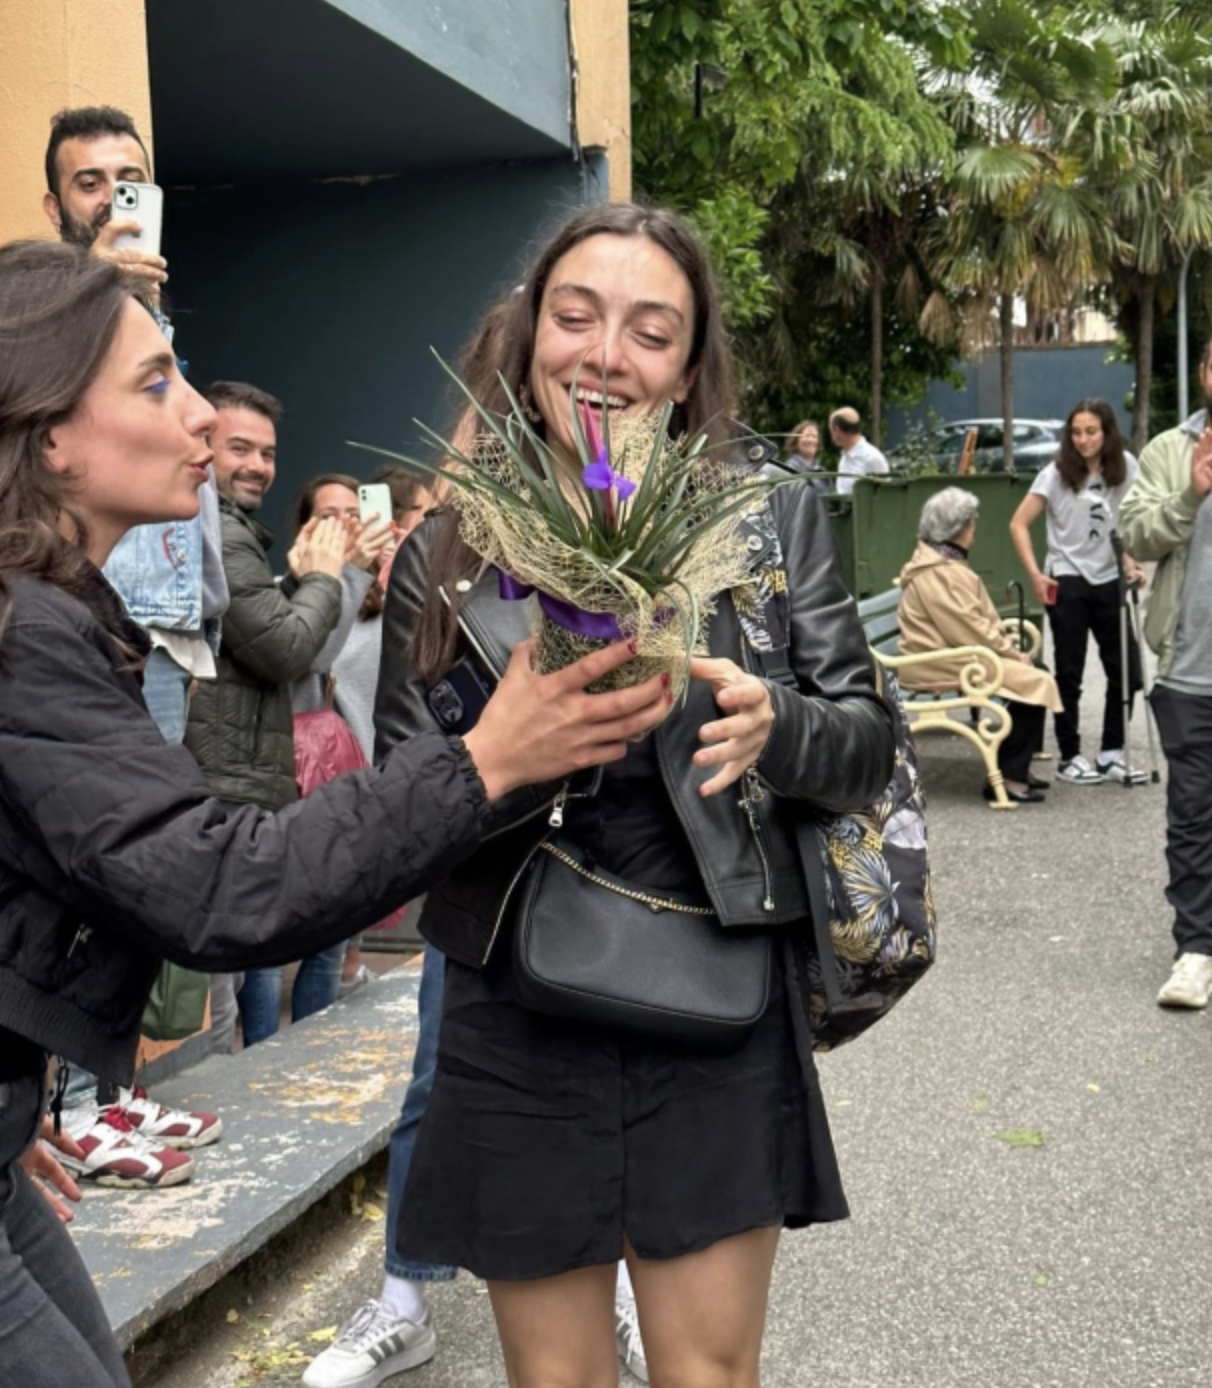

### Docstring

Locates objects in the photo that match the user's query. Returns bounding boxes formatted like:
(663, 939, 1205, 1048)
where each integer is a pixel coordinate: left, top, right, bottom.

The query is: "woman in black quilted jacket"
(0, 240, 669, 1388)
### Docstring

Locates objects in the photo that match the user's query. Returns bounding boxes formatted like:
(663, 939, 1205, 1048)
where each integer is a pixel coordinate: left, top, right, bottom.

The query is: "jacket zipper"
(739, 769, 776, 914)
(67, 925, 92, 959)
(479, 777, 589, 962)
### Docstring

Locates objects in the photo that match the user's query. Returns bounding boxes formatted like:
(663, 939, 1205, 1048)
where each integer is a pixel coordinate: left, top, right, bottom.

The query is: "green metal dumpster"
(825, 474, 1048, 616)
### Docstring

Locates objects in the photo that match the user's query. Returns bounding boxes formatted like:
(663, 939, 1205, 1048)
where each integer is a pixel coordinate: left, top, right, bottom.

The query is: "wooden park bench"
(857, 588, 1041, 811)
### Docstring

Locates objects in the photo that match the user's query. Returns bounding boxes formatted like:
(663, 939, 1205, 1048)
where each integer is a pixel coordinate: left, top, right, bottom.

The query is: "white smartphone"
(358, 483, 393, 526)
(111, 181, 164, 258)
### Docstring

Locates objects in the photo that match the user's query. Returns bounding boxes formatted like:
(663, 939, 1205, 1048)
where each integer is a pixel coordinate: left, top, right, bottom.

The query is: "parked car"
(889, 417, 1064, 474)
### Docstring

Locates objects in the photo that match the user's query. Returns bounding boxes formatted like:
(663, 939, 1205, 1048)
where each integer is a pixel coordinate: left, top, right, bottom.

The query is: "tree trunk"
(1132, 276, 1156, 454)
(1000, 293, 1015, 471)
(870, 262, 884, 446)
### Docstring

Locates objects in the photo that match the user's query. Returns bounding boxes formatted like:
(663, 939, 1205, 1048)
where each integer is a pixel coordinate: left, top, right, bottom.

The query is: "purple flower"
(582, 447, 615, 491)
(578, 404, 634, 503)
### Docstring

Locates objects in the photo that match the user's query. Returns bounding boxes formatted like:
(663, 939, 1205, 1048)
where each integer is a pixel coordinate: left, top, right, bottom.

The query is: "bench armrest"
(874, 644, 1007, 701)
(1001, 618, 1041, 659)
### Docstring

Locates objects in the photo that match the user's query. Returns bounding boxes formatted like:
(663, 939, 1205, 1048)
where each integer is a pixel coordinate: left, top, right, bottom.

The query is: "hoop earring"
(518, 383, 543, 424)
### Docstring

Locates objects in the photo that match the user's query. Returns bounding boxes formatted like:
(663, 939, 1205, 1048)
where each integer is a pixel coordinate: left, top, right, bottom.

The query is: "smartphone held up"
(110, 182, 164, 258)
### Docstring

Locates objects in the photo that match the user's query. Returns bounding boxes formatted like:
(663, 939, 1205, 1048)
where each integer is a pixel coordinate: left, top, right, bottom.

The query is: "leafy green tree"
(630, 0, 968, 432)
(927, 0, 1120, 468)
(1071, 11, 1212, 448)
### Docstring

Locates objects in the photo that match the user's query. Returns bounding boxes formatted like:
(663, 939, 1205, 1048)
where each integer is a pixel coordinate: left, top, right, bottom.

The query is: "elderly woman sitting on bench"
(897, 487, 1062, 805)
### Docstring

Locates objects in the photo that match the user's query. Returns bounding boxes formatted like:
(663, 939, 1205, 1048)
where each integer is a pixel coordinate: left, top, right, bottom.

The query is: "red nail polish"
(660, 671, 671, 689)
(628, 639, 638, 655)
(665, 690, 674, 705)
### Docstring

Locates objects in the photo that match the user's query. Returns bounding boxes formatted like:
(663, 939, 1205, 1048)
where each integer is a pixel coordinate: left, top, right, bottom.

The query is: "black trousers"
(1047, 574, 1141, 762)
(999, 700, 1046, 783)
(1150, 685, 1212, 956)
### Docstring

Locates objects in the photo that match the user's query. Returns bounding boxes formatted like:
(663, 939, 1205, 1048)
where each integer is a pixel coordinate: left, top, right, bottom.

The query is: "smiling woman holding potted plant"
(371, 203, 898, 1388)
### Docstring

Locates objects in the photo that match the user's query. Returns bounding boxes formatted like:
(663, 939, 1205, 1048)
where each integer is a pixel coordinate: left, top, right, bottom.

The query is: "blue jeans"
(140, 647, 192, 744)
(238, 944, 346, 1047)
(386, 945, 454, 1281)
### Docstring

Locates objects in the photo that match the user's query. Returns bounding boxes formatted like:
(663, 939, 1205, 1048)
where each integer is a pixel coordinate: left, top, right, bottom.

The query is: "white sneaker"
(1056, 755, 1105, 785)
(616, 1289, 650, 1383)
(303, 1299, 437, 1388)
(115, 1085, 223, 1149)
(1157, 953, 1212, 1009)
(1095, 756, 1148, 786)
(59, 1104, 196, 1188)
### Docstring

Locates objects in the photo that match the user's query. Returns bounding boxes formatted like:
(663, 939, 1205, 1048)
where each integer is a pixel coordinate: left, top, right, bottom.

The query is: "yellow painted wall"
(0, 0, 152, 246)
(570, 0, 631, 202)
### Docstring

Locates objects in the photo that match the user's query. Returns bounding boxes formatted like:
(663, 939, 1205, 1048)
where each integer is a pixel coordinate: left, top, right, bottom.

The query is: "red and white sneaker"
(59, 1105, 196, 1189)
(115, 1086, 223, 1150)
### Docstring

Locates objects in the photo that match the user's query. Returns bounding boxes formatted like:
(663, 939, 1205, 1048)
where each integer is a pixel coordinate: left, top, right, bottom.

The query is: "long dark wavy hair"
(412, 202, 739, 683)
(0, 240, 140, 645)
(1056, 398, 1128, 492)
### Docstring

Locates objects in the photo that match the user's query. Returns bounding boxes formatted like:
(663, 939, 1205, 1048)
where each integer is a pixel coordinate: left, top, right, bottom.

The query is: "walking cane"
(1004, 578, 1048, 761)
(1127, 581, 1163, 783)
(1006, 580, 1028, 652)
(1109, 530, 1137, 790)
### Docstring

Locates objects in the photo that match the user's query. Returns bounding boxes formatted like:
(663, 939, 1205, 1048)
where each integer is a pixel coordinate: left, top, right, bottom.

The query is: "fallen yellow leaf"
(308, 1327, 337, 1344)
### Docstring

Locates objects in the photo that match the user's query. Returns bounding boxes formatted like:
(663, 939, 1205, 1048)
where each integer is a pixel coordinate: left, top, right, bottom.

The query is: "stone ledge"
(73, 959, 420, 1350)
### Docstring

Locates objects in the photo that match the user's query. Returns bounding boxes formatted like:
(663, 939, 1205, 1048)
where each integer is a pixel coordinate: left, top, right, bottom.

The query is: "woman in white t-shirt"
(1010, 397, 1146, 784)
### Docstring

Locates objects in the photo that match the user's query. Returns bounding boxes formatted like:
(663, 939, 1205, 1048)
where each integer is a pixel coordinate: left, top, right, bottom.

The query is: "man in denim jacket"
(40, 106, 227, 1189)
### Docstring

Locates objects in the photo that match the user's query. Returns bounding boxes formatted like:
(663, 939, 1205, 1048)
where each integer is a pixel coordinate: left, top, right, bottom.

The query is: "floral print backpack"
(734, 501, 937, 1051)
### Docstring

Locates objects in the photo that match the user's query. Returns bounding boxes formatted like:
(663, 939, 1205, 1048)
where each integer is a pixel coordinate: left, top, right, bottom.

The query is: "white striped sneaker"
(1096, 756, 1148, 785)
(616, 1288, 650, 1383)
(1056, 755, 1105, 785)
(303, 1299, 437, 1388)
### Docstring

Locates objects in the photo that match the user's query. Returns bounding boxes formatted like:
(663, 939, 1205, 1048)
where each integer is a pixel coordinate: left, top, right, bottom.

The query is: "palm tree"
(928, 0, 1119, 469)
(1069, 13, 1212, 449)
(811, 175, 947, 447)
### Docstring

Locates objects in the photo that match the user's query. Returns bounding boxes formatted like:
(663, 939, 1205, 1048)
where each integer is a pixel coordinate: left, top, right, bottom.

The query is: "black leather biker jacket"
(374, 481, 895, 970)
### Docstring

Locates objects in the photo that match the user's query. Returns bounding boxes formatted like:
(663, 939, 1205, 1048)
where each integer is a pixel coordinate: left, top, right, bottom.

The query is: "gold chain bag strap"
(512, 836, 772, 1052)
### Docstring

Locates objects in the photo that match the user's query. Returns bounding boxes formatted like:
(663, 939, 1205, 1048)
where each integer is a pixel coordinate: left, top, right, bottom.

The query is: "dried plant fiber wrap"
(454, 422, 762, 693)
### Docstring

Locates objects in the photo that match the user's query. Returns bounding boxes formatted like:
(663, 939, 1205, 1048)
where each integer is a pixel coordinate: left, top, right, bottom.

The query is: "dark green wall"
(164, 157, 604, 541)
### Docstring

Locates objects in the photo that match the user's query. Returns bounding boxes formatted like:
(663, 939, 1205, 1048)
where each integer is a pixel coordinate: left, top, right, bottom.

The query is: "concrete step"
(73, 958, 422, 1351)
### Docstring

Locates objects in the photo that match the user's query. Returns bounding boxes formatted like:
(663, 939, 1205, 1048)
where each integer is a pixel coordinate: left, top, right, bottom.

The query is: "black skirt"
(397, 945, 848, 1282)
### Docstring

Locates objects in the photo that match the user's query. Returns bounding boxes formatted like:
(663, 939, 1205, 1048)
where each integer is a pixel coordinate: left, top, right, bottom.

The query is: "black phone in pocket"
(425, 653, 496, 736)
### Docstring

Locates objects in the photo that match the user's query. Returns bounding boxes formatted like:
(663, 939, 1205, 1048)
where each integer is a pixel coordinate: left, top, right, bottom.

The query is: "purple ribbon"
(498, 571, 623, 641)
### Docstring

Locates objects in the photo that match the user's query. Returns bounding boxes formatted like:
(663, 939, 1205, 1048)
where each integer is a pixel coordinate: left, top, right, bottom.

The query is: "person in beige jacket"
(897, 488, 1062, 803)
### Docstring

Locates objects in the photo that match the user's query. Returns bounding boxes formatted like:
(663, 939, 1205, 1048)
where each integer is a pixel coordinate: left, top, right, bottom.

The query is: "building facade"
(1, 0, 630, 535)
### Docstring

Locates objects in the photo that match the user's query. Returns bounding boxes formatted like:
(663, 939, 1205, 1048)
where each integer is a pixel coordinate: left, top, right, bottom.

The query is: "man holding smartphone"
(43, 105, 168, 294)
(35, 107, 228, 1192)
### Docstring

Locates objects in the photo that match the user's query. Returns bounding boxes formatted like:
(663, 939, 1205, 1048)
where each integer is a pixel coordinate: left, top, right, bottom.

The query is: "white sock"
(379, 1273, 427, 1323)
(616, 1259, 634, 1301)
(1100, 749, 1125, 765)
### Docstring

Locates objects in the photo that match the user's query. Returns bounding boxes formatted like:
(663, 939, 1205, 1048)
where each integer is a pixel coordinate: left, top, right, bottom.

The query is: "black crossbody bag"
(424, 574, 773, 1051)
(511, 836, 772, 1052)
